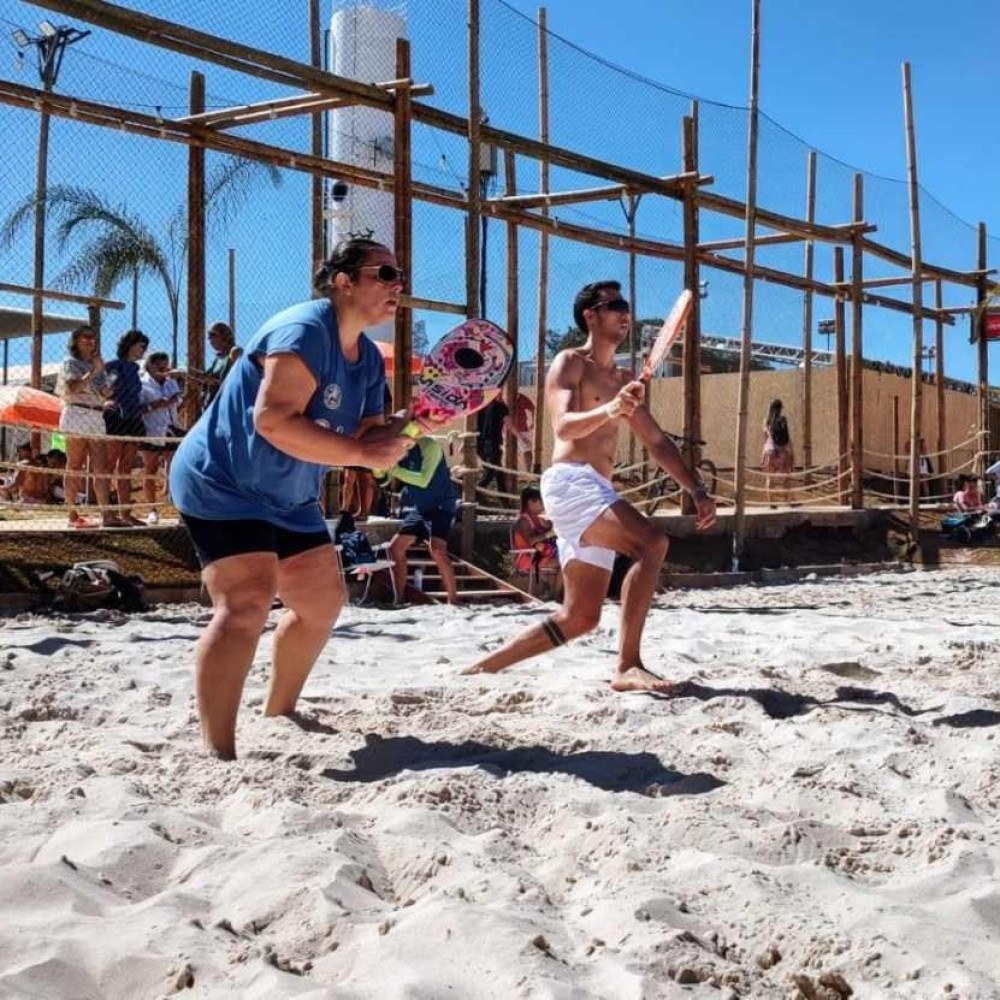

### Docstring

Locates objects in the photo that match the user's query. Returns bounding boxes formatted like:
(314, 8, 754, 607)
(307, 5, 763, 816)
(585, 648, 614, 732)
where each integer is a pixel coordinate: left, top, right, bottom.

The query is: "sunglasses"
(357, 264, 405, 284)
(593, 297, 631, 314)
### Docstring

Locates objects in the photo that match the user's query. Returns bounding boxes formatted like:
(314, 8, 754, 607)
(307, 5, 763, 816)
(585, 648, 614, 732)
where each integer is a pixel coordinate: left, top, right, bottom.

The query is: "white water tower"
(328, 3, 406, 342)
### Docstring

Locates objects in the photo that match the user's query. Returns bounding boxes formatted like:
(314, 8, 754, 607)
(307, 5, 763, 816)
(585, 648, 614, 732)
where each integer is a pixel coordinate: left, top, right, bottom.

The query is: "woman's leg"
(267, 543, 344, 717)
(429, 536, 458, 603)
(389, 532, 415, 601)
(196, 552, 278, 759)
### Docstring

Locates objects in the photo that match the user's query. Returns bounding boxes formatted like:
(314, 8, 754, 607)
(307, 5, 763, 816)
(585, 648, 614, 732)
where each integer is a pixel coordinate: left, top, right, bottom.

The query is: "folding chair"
(346, 541, 398, 604)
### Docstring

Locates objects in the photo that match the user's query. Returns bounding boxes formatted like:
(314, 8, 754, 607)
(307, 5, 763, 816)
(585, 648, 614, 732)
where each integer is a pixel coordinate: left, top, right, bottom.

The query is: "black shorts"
(399, 507, 455, 543)
(180, 513, 332, 568)
(104, 412, 146, 438)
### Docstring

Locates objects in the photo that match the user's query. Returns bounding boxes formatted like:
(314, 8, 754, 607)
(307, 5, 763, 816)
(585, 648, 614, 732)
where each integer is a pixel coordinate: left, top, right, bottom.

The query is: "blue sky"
(1, 0, 997, 383)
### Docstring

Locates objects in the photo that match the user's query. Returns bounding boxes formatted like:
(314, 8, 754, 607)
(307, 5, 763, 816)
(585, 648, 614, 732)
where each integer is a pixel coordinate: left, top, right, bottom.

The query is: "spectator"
(512, 392, 536, 472)
(477, 395, 510, 497)
(0, 443, 49, 504)
(138, 351, 183, 525)
(388, 435, 459, 604)
(761, 398, 794, 505)
(104, 329, 150, 526)
(953, 474, 984, 513)
(54, 325, 115, 528)
(512, 484, 562, 598)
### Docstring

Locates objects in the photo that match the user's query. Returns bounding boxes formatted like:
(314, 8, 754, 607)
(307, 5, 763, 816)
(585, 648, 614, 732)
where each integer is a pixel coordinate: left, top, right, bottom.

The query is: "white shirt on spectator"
(139, 373, 181, 439)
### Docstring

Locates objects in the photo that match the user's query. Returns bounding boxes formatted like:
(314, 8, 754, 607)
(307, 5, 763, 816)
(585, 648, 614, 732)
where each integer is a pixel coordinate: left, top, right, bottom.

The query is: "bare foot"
(610, 665, 676, 694)
(461, 662, 504, 675)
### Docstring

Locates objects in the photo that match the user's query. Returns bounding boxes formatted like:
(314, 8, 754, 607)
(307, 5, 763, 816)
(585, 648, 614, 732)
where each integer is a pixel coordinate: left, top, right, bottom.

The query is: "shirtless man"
(465, 280, 716, 691)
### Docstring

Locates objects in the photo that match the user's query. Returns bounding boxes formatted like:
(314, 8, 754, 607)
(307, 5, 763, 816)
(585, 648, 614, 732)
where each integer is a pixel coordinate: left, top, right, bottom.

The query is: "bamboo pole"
(681, 109, 702, 513)
(976, 223, 989, 475)
(732, 0, 761, 570)
(490, 172, 706, 210)
(393, 38, 414, 409)
(934, 280, 945, 482)
(309, 0, 324, 275)
(227, 248, 236, 336)
(834, 247, 848, 504)
(0, 281, 123, 309)
(503, 149, 520, 477)
(902, 62, 925, 531)
(624, 190, 639, 469)
(185, 70, 205, 403)
(532, 6, 550, 474)
(30, 78, 53, 389)
(850, 173, 864, 508)
(462, 0, 481, 560)
(892, 395, 901, 504)
(801, 151, 817, 472)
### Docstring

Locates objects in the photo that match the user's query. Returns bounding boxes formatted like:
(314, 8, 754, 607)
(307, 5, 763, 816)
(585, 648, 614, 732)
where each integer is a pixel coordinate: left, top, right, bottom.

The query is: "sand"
(1, 567, 998, 999)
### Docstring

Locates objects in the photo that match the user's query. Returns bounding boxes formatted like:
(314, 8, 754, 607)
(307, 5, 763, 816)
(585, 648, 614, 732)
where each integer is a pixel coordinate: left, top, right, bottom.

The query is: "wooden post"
(227, 247, 237, 336)
(681, 109, 702, 514)
(309, 0, 325, 270)
(902, 62, 925, 531)
(934, 279, 945, 488)
(892, 395, 901, 504)
(834, 247, 848, 504)
(503, 149, 520, 478)
(532, 6, 550, 474)
(732, 0, 762, 569)
(976, 222, 989, 475)
(30, 98, 51, 389)
(462, 0, 482, 560)
(392, 38, 413, 409)
(185, 70, 206, 428)
(625, 190, 639, 469)
(801, 151, 817, 473)
(850, 173, 864, 508)
(86, 303, 102, 347)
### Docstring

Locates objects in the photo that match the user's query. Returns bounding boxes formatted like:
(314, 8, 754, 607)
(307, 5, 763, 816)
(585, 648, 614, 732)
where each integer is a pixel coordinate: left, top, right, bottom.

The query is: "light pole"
(817, 318, 836, 355)
(11, 20, 90, 388)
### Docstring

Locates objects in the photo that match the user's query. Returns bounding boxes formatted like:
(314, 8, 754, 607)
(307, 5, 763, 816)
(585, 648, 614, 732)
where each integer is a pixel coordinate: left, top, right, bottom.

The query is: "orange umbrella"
(374, 339, 422, 378)
(0, 385, 63, 429)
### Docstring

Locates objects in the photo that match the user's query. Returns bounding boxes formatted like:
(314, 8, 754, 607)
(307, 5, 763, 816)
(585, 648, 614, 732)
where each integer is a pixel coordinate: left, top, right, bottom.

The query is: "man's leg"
(197, 552, 277, 759)
(429, 536, 457, 603)
(389, 532, 415, 601)
(579, 499, 671, 691)
(267, 543, 344, 717)
(463, 559, 609, 674)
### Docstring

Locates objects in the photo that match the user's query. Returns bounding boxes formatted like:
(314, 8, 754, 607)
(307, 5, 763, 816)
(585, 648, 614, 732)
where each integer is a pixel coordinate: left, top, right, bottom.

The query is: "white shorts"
(540, 462, 619, 571)
(60, 405, 105, 438)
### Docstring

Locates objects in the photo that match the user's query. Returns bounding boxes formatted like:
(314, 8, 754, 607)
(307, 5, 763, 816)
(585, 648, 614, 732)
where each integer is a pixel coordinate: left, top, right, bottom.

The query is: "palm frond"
(0, 192, 42, 251)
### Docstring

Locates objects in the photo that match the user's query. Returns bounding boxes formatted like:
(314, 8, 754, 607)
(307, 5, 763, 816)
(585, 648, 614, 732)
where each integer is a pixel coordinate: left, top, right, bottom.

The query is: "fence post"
(850, 173, 864, 509)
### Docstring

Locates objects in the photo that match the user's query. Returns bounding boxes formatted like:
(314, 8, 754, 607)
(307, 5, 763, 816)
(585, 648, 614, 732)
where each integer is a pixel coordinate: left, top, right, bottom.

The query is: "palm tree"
(1, 156, 281, 362)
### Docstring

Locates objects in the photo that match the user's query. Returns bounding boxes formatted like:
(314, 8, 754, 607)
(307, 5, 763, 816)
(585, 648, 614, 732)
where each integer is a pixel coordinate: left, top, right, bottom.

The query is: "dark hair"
(207, 321, 233, 344)
(766, 398, 784, 428)
(67, 325, 97, 359)
(573, 280, 621, 332)
(314, 237, 390, 292)
(520, 484, 542, 511)
(116, 329, 150, 360)
(16, 442, 31, 455)
(146, 351, 170, 368)
(46, 448, 66, 461)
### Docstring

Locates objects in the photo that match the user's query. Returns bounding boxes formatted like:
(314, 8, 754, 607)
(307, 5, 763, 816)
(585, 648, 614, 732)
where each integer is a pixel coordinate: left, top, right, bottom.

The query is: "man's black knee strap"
(541, 616, 567, 647)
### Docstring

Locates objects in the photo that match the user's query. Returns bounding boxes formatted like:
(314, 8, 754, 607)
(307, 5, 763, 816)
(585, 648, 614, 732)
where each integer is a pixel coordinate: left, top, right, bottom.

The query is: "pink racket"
(639, 289, 694, 383)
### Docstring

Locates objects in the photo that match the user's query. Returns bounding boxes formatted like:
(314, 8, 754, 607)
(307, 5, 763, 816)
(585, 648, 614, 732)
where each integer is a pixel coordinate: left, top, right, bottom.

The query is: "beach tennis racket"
(376, 318, 513, 472)
(639, 289, 694, 383)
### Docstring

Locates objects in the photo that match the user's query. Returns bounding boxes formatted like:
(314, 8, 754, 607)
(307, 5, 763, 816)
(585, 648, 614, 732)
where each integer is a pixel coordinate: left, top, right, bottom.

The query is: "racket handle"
(373, 420, 423, 477)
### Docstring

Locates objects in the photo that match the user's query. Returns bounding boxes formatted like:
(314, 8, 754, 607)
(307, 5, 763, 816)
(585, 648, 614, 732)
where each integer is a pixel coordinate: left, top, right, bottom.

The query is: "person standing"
(138, 351, 183, 524)
(104, 329, 150, 526)
(477, 395, 510, 497)
(761, 398, 794, 506)
(465, 280, 715, 690)
(169, 237, 414, 759)
(54, 325, 115, 528)
(387, 435, 459, 604)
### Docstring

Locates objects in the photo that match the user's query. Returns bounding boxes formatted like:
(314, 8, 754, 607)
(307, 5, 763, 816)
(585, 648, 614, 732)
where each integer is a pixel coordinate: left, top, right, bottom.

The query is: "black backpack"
(771, 415, 790, 447)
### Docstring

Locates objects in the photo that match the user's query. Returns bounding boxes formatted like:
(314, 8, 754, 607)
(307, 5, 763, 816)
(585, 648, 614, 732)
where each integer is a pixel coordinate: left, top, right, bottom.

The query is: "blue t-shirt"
(398, 440, 457, 516)
(170, 298, 386, 531)
(105, 358, 143, 420)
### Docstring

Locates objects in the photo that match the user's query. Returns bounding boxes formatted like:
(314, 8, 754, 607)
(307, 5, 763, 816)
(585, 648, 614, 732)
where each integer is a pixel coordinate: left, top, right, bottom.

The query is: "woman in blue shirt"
(104, 329, 149, 526)
(170, 237, 415, 759)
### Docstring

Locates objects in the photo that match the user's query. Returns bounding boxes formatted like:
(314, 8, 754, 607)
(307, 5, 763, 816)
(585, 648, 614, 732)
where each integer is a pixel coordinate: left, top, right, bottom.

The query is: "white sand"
(1, 567, 999, 999)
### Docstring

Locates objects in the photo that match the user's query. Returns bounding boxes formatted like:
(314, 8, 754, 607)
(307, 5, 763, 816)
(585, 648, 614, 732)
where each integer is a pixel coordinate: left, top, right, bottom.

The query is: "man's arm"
(547, 352, 643, 441)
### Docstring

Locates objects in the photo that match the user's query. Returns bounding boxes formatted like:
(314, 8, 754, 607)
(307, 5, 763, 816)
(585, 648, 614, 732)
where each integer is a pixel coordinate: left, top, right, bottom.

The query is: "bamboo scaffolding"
(309, 0, 324, 276)
(977, 223, 990, 474)
(698, 231, 820, 252)
(0, 281, 123, 309)
(801, 151, 817, 471)
(902, 62, 925, 530)
(392, 39, 414, 409)
(850, 173, 864, 508)
(488, 172, 710, 211)
(834, 247, 849, 504)
(503, 149, 520, 477)
(732, 0, 762, 569)
(532, 6, 550, 475)
(681, 110, 701, 513)
(185, 70, 205, 388)
(934, 280, 945, 466)
(624, 190, 639, 468)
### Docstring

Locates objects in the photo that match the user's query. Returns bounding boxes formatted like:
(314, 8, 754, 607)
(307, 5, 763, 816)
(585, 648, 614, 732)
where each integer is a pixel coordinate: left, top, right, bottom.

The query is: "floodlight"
(38, 20, 57, 38)
(11, 28, 30, 48)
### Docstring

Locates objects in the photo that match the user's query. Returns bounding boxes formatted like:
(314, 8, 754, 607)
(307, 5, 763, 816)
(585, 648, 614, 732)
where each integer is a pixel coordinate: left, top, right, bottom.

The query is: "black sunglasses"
(593, 297, 630, 314)
(358, 264, 405, 284)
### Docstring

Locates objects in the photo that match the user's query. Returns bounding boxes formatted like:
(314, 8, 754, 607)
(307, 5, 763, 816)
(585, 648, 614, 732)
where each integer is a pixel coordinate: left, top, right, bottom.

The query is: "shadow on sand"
(322, 734, 725, 797)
